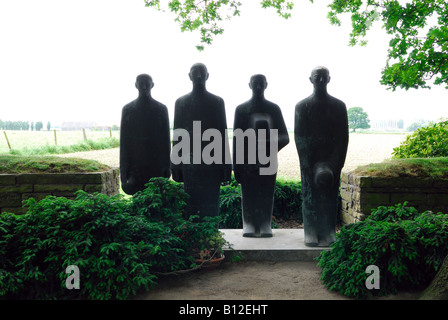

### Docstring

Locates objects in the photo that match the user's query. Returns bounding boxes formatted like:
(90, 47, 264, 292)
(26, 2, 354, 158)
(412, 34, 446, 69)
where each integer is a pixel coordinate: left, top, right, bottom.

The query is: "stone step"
(221, 229, 330, 262)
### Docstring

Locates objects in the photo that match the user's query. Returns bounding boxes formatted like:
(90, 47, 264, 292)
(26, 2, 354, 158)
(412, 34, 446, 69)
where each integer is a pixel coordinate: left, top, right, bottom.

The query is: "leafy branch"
(327, 0, 448, 90)
(144, 0, 295, 51)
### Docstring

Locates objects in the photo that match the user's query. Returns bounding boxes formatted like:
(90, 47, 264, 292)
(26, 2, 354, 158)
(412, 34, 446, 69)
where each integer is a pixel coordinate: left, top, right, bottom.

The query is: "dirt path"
(134, 260, 423, 300)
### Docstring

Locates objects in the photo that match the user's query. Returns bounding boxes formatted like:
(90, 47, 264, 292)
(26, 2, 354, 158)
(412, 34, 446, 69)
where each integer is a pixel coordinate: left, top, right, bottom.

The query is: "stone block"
(0, 184, 33, 193)
(0, 174, 16, 185)
(0, 193, 22, 207)
(84, 184, 105, 193)
(360, 192, 390, 205)
(34, 184, 84, 193)
(17, 173, 104, 184)
(427, 194, 448, 206)
(341, 210, 356, 225)
(22, 193, 52, 202)
(390, 193, 427, 206)
(353, 176, 372, 188)
(340, 189, 352, 203)
(340, 172, 349, 184)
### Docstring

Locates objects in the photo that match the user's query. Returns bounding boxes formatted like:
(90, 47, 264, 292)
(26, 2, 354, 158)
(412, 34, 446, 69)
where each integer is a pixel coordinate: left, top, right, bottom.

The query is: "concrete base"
(221, 229, 331, 262)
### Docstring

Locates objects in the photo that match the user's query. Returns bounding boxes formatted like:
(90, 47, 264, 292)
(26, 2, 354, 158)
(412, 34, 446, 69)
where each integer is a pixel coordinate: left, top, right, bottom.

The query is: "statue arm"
(119, 107, 136, 193)
(274, 105, 290, 151)
(330, 102, 349, 173)
(219, 99, 232, 182)
(162, 105, 171, 178)
(294, 103, 313, 180)
(170, 100, 184, 182)
(232, 107, 244, 183)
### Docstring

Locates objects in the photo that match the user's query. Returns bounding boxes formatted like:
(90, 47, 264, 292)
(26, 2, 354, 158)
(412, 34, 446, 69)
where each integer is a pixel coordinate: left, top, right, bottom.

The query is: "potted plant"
(180, 215, 231, 270)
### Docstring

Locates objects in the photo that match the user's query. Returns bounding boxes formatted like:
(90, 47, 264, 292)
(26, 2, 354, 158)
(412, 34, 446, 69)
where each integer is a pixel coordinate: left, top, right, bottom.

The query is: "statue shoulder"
(295, 96, 312, 111)
(122, 101, 137, 114)
(209, 92, 225, 105)
(153, 99, 168, 111)
(267, 100, 282, 112)
(175, 93, 191, 107)
(235, 101, 251, 113)
(329, 95, 347, 111)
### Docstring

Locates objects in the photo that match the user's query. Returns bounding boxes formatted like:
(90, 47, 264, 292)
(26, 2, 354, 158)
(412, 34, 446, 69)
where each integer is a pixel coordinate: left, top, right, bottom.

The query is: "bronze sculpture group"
(120, 64, 348, 247)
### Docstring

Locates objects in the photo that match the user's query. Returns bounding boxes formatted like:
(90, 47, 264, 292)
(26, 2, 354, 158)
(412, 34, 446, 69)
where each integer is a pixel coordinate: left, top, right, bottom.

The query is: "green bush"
(273, 179, 302, 222)
(0, 178, 221, 300)
(317, 203, 448, 299)
(218, 176, 302, 228)
(392, 120, 448, 159)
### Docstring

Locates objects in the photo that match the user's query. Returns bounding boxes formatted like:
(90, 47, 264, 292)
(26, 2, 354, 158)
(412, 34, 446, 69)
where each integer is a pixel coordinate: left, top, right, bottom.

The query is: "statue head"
(249, 74, 268, 96)
(309, 66, 330, 88)
(135, 74, 154, 95)
(189, 63, 209, 86)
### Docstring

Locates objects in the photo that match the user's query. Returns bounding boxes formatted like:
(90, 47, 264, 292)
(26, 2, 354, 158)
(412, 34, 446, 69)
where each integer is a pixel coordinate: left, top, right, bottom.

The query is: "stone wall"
(340, 171, 448, 224)
(0, 168, 120, 214)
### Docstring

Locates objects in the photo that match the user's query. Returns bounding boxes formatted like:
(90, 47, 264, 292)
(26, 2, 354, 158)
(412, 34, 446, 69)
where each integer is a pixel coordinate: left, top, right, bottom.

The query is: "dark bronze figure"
(120, 74, 171, 195)
(233, 74, 289, 237)
(294, 66, 349, 247)
(171, 63, 232, 219)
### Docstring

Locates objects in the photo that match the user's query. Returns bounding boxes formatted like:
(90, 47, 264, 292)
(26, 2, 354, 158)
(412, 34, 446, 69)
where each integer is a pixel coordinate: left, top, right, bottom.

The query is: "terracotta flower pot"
(195, 254, 225, 271)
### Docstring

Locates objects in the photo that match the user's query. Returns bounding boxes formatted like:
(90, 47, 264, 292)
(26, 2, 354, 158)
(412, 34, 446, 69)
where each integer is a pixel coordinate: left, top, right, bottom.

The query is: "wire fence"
(1, 129, 120, 154)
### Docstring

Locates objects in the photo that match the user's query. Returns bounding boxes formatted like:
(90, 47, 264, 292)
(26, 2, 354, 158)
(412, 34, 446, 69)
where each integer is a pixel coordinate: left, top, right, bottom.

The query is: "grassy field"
(1, 130, 409, 180)
(55, 132, 409, 181)
(0, 130, 120, 154)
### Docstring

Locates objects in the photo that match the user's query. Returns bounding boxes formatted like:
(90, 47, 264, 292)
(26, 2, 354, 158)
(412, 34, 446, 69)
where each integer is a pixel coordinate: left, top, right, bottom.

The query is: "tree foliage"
(327, 0, 448, 90)
(347, 106, 371, 132)
(144, 0, 296, 51)
(144, 1, 448, 90)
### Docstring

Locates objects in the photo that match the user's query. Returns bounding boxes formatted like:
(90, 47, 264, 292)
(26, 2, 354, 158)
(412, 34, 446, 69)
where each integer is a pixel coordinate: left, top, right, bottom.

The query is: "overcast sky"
(0, 0, 446, 129)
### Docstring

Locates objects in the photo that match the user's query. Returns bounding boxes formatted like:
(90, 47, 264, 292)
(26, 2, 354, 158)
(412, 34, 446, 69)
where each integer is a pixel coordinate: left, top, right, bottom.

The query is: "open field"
(0, 130, 120, 154)
(56, 132, 408, 181)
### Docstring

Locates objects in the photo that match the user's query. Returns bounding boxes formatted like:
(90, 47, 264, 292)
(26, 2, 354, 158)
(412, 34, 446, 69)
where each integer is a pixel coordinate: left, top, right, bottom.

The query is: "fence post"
(54, 129, 58, 146)
(3, 131, 11, 150)
(83, 128, 87, 141)
(109, 127, 112, 138)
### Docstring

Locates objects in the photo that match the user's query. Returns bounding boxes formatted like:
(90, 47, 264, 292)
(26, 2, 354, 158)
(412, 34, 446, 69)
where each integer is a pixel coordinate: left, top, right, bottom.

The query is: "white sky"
(0, 0, 446, 129)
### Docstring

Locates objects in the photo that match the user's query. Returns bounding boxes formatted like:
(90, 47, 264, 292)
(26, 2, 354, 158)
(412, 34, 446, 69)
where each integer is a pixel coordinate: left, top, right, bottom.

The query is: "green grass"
(0, 130, 120, 155)
(352, 157, 448, 178)
(0, 155, 111, 174)
(9, 137, 120, 156)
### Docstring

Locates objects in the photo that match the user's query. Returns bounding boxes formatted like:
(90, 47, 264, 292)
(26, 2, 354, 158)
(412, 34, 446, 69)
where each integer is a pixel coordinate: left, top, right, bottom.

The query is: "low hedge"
(317, 202, 448, 299)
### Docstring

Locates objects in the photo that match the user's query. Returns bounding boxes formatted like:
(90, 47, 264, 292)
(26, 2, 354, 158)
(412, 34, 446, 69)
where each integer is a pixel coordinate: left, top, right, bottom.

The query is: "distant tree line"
(0, 120, 49, 131)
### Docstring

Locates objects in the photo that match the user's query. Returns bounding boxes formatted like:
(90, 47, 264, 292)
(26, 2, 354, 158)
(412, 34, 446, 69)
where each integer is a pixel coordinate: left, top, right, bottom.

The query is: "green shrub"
(218, 176, 302, 228)
(219, 182, 243, 229)
(0, 177, 220, 300)
(317, 203, 448, 299)
(392, 120, 448, 159)
(273, 179, 302, 222)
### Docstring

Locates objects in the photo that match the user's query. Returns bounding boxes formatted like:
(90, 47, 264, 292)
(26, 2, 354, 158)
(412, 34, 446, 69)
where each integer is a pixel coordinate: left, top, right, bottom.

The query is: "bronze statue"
(171, 63, 232, 218)
(294, 66, 349, 247)
(233, 74, 289, 237)
(120, 74, 171, 195)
